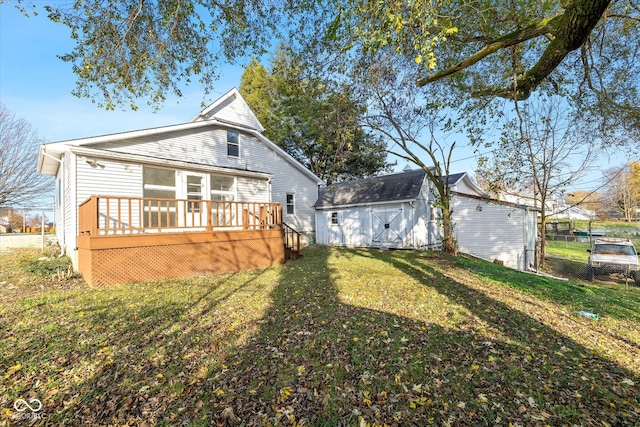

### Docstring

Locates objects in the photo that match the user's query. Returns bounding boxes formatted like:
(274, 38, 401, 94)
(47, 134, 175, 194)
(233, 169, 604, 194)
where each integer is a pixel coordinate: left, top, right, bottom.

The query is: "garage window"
(331, 212, 339, 225)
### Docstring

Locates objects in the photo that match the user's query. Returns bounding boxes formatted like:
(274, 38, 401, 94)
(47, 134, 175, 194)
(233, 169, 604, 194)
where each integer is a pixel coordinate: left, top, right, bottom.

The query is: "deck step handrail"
(78, 195, 283, 236)
(283, 222, 302, 260)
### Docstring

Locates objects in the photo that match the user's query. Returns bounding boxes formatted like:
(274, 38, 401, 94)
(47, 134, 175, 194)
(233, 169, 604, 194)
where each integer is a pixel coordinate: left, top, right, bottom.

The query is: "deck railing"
(283, 222, 301, 255)
(78, 195, 283, 236)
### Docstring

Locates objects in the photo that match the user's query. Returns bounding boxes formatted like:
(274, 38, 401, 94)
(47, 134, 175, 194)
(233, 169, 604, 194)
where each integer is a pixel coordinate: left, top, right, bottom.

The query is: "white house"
(314, 168, 538, 271)
(38, 88, 323, 271)
(500, 190, 595, 221)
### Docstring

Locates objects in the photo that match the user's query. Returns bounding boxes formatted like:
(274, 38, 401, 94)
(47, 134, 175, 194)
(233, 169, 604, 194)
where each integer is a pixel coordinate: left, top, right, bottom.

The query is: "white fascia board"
(70, 146, 273, 181)
(38, 144, 66, 175)
(39, 115, 321, 184)
(190, 87, 239, 122)
(49, 120, 217, 148)
(452, 191, 541, 211)
(315, 199, 417, 210)
(190, 88, 266, 133)
(456, 173, 487, 196)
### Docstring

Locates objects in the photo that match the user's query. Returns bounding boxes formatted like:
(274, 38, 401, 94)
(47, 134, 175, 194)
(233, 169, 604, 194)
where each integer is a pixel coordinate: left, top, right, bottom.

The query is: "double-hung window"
(286, 193, 295, 215)
(227, 131, 239, 158)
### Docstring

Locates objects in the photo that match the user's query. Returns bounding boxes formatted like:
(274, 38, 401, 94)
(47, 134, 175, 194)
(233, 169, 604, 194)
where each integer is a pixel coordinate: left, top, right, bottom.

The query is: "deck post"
(91, 196, 99, 236)
(206, 200, 213, 232)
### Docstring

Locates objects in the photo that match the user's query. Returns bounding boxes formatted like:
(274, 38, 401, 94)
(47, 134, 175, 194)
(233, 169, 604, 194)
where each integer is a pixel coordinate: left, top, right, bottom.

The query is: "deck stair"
(283, 223, 302, 260)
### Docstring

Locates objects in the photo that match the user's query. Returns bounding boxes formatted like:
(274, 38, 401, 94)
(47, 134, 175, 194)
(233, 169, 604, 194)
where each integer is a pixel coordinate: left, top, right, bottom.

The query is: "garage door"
(371, 206, 404, 247)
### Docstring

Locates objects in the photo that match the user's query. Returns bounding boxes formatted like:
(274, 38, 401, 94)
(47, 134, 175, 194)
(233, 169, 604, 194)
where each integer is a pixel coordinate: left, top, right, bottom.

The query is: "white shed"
(314, 169, 539, 271)
(314, 169, 436, 249)
(452, 192, 538, 271)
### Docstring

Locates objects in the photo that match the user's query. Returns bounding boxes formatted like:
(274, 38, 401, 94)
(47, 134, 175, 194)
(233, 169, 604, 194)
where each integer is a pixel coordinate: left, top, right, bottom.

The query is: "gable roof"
(314, 169, 468, 208)
(37, 90, 323, 185)
(189, 88, 265, 132)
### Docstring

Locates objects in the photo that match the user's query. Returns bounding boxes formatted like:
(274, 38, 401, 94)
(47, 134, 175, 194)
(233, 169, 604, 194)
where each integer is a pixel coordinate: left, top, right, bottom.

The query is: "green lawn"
(1, 247, 639, 425)
(545, 240, 591, 262)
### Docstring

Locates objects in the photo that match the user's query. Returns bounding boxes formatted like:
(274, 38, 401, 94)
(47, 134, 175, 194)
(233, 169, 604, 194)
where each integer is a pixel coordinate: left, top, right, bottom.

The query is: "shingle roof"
(314, 169, 466, 208)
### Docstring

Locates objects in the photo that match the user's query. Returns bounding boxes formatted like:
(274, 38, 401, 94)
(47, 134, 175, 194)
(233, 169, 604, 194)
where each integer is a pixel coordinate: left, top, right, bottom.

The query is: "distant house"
(0, 207, 13, 233)
(500, 191, 595, 221)
(37, 88, 323, 285)
(314, 168, 538, 271)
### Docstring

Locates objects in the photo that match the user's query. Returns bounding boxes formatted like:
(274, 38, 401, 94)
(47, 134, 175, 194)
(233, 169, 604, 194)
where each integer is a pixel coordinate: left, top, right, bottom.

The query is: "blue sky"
(0, 3, 631, 196)
(0, 3, 244, 143)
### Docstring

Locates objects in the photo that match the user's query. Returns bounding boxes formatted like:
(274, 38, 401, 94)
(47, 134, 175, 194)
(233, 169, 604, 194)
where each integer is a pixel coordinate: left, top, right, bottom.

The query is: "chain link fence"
(544, 221, 640, 286)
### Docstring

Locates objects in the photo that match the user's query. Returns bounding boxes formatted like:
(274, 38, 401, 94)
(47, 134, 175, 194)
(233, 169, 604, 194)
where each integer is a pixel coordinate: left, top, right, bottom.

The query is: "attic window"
(227, 131, 239, 157)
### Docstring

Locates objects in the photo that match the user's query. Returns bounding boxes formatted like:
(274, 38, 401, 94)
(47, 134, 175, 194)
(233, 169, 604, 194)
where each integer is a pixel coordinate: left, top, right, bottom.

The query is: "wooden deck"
(77, 196, 300, 286)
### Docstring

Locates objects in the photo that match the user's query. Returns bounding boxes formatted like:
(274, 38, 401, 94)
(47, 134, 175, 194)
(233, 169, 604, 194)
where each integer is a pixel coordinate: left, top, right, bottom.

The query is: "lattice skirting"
(78, 230, 285, 286)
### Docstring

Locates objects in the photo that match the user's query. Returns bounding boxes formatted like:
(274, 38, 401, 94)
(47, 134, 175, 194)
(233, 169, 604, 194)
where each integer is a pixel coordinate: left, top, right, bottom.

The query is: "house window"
(286, 193, 295, 215)
(331, 212, 339, 225)
(227, 131, 239, 157)
(143, 167, 177, 227)
(210, 174, 236, 201)
(211, 174, 236, 226)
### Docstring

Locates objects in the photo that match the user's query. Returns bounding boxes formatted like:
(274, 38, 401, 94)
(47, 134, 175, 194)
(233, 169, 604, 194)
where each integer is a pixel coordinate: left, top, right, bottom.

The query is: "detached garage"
(314, 168, 539, 271)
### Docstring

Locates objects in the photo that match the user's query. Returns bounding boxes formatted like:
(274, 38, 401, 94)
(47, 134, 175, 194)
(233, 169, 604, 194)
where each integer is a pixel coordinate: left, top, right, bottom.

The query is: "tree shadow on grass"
(193, 247, 639, 426)
(2, 247, 638, 426)
(458, 254, 640, 323)
(0, 268, 278, 425)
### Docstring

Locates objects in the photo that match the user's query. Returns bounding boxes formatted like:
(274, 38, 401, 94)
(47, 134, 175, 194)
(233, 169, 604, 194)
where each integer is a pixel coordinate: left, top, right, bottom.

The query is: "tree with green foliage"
(239, 51, 390, 184)
(9, 0, 638, 129)
(8, 0, 640, 254)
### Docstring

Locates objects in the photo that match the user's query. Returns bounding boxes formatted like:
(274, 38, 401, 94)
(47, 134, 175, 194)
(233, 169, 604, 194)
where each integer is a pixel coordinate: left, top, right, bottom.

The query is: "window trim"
(227, 130, 240, 158)
(330, 212, 339, 225)
(286, 193, 295, 215)
(210, 174, 237, 202)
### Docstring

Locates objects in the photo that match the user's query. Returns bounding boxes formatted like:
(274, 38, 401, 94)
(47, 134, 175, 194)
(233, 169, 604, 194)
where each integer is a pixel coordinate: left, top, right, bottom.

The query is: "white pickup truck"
(587, 238, 640, 284)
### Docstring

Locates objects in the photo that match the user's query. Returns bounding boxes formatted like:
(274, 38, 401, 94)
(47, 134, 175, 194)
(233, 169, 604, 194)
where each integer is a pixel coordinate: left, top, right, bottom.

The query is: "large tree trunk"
(513, 0, 613, 99)
(440, 196, 457, 255)
(418, 0, 613, 100)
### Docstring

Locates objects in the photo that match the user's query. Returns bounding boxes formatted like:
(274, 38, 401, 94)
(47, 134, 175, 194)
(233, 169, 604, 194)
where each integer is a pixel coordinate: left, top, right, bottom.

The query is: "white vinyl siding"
(57, 152, 73, 251)
(236, 177, 268, 203)
(95, 127, 318, 236)
(316, 203, 419, 249)
(76, 158, 143, 231)
(195, 91, 263, 131)
(452, 194, 537, 271)
(96, 128, 246, 170)
(74, 157, 272, 230)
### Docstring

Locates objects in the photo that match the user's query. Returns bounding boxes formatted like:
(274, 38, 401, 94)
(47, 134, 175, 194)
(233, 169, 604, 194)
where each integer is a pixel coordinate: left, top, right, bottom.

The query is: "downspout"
(41, 148, 65, 256)
(523, 207, 529, 272)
